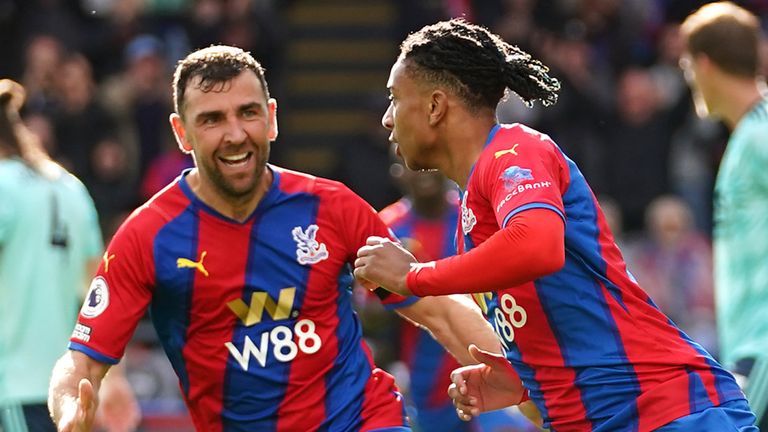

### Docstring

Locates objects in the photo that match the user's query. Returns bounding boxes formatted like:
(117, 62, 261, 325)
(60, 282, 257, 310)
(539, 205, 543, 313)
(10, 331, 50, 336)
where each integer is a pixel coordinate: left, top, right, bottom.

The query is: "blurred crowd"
(3, 0, 765, 428)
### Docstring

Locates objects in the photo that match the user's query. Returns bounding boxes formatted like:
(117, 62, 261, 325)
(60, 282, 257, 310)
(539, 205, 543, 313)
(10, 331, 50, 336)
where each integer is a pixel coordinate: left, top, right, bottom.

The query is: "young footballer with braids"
(355, 18, 758, 431)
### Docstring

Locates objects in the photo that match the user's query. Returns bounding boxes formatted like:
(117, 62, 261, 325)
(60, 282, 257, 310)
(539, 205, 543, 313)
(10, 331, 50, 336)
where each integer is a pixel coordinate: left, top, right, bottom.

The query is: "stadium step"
(275, 0, 397, 178)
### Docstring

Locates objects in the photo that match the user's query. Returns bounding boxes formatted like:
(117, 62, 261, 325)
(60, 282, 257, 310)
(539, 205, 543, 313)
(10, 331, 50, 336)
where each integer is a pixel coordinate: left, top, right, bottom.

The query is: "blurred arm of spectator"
(95, 363, 141, 432)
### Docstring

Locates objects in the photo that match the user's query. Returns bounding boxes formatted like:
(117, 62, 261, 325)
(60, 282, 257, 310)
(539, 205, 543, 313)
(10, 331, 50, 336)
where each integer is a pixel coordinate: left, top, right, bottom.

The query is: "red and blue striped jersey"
(69, 166, 409, 432)
(379, 198, 466, 424)
(459, 124, 745, 431)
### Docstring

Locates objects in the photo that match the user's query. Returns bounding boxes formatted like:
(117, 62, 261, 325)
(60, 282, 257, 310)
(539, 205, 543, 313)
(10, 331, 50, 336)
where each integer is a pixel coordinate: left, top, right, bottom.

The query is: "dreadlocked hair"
(0, 79, 55, 177)
(400, 18, 560, 111)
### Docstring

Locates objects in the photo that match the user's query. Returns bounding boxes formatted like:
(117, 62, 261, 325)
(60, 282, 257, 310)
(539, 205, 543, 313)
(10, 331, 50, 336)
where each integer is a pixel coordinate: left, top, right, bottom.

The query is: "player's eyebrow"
(238, 101, 264, 113)
(194, 109, 224, 124)
(194, 101, 265, 124)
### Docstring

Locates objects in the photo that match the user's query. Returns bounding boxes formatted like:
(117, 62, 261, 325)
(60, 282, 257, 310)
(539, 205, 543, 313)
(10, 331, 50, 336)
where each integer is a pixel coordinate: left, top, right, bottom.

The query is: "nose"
(381, 103, 394, 130)
(224, 118, 247, 144)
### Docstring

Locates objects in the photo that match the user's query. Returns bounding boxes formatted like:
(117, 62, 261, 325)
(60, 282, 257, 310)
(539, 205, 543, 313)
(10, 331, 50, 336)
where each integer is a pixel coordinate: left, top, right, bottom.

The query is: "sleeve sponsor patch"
(71, 323, 92, 342)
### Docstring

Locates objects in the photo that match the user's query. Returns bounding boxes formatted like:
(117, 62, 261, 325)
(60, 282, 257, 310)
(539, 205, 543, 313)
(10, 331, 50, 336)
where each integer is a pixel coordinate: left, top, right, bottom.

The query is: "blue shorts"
(655, 399, 757, 431)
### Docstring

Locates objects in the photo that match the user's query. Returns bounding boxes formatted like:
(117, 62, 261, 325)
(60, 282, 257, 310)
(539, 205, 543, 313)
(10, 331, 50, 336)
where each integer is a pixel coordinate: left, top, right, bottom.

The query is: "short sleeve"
(334, 187, 416, 308)
(69, 213, 156, 364)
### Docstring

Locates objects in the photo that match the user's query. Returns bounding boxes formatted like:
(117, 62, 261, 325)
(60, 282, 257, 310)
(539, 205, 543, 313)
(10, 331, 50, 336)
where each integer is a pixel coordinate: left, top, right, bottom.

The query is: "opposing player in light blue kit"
(0, 79, 138, 432)
(681, 3, 768, 428)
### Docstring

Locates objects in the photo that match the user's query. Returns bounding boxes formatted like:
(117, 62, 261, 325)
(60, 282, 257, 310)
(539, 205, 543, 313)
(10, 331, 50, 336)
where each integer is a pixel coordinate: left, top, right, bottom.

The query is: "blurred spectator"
(51, 53, 118, 183)
(84, 0, 153, 78)
(24, 111, 58, 160)
(492, 0, 537, 51)
(181, 0, 283, 93)
(20, 35, 64, 113)
(602, 67, 674, 232)
(101, 34, 170, 180)
(17, 0, 83, 54)
(88, 135, 140, 238)
(651, 22, 726, 233)
(536, 27, 613, 190)
(140, 131, 194, 200)
(629, 195, 716, 354)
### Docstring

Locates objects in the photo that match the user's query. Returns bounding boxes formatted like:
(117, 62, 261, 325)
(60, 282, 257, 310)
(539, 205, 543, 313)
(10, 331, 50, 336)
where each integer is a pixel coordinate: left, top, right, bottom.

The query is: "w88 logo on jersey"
(491, 293, 527, 349)
(225, 319, 322, 370)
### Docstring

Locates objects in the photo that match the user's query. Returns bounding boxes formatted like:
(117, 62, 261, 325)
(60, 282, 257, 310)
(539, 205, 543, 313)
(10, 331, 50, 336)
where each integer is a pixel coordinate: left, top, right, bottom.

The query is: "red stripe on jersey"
(182, 212, 253, 431)
(359, 354, 408, 431)
(500, 282, 589, 430)
(591, 196, 721, 429)
(275, 241, 337, 431)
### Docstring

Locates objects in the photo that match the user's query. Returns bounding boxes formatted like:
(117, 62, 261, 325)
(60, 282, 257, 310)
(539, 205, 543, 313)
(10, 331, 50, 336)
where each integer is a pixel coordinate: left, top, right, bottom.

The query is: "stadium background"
(2, 0, 763, 430)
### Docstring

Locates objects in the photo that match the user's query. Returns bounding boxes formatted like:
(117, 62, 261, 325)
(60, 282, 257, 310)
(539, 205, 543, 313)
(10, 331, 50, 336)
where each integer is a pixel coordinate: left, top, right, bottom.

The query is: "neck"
(188, 167, 272, 222)
(440, 114, 498, 188)
(716, 77, 764, 129)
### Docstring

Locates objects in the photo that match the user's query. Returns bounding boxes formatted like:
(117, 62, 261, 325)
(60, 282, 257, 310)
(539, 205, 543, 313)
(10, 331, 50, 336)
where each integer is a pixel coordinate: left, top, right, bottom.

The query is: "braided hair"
(400, 18, 560, 111)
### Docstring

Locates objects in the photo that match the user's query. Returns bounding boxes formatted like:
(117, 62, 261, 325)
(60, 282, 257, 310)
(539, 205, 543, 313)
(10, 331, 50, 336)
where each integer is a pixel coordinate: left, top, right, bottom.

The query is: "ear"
(169, 113, 193, 153)
(267, 98, 279, 141)
(428, 90, 448, 126)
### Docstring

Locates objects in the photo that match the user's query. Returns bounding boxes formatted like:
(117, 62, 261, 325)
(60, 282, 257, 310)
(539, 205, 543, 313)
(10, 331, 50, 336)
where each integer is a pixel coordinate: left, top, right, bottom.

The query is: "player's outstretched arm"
(49, 350, 111, 432)
(448, 345, 527, 419)
(396, 294, 501, 365)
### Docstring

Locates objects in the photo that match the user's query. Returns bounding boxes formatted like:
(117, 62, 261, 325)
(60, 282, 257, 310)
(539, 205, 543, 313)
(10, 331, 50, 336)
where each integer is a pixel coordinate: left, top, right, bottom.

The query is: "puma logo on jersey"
(494, 144, 519, 158)
(177, 251, 209, 277)
(102, 251, 116, 273)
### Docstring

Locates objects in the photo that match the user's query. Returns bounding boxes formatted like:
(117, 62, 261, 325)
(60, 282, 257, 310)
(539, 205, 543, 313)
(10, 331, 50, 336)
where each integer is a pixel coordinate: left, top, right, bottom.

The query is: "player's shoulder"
(487, 123, 555, 152)
(476, 123, 552, 171)
(379, 198, 411, 227)
(273, 164, 360, 201)
(120, 179, 188, 236)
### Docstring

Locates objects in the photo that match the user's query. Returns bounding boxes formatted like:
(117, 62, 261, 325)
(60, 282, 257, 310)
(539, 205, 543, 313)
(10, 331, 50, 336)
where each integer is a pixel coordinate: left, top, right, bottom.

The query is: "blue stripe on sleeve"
(68, 342, 120, 365)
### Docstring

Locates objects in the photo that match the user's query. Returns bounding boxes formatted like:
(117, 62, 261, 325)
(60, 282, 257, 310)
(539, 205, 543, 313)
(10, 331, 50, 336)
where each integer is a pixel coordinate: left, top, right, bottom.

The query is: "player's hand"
(354, 236, 416, 296)
(56, 378, 98, 432)
(95, 370, 141, 432)
(448, 344, 526, 421)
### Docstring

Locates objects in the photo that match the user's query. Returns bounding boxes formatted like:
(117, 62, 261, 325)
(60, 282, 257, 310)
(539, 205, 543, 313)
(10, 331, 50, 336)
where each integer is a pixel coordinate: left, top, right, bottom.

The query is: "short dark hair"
(172, 45, 269, 117)
(399, 18, 560, 111)
(681, 2, 760, 77)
